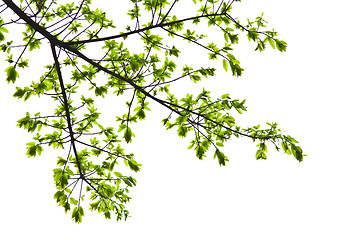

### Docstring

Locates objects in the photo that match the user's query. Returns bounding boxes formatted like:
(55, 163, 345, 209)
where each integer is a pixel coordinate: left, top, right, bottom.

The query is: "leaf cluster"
(1, 0, 303, 223)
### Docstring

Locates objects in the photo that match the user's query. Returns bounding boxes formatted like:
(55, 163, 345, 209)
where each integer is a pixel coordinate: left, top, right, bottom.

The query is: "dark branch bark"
(50, 43, 84, 177)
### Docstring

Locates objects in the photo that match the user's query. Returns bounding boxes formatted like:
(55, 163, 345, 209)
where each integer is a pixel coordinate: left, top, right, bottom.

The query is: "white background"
(1, 0, 360, 239)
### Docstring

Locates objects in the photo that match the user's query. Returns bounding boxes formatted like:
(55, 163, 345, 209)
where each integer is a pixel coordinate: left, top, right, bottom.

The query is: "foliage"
(0, 0, 304, 223)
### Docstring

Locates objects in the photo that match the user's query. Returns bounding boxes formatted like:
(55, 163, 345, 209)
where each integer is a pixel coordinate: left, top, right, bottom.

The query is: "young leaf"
(223, 59, 228, 72)
(124, 127, 135, 143)
(5, 66, 19, 83)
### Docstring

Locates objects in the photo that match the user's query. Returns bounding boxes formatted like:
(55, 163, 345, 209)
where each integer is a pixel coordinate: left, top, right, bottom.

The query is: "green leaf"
(70, 197, 78, 205)
(123, 178, 134, 187)
(222, 59, 228, 72)
(291, 144, 303, 162)
(281, 142, 291, 155)
(13, 87, 25, 99)
(255, 150, 261, 159)
(221, 93, 230, 99)
(0, 32, 5, 42)
(124, 127, 134, 143)
(26, 142, 43, 157)
(177, 124, 188, 137)
(36, 144, 43, 155)
(0, 25, 8, 42)
(216, 142, 224, 147)
(196, 145, 205, 160)
(118, 124, 127, 132)
(57, 157, 67, 166)
(169, 46, 180, 57)
(136, 109, 146, 120)
(267, 37, 275, 49)
(54, 190, 66, 204)
(109, 160, 116, 171)
(72, 206, 84, 223)
(214, 149, 228, 166)
(79, 206, 84, 216)
(224, 32, 229, 43)
(127, 159, 141, 172)
(275, 39, 287, 52)
(95, 86, 108, 97)
(5, 66, 19, 83)
(64, 202, 71, 213)
(18, 59, 29, 68)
